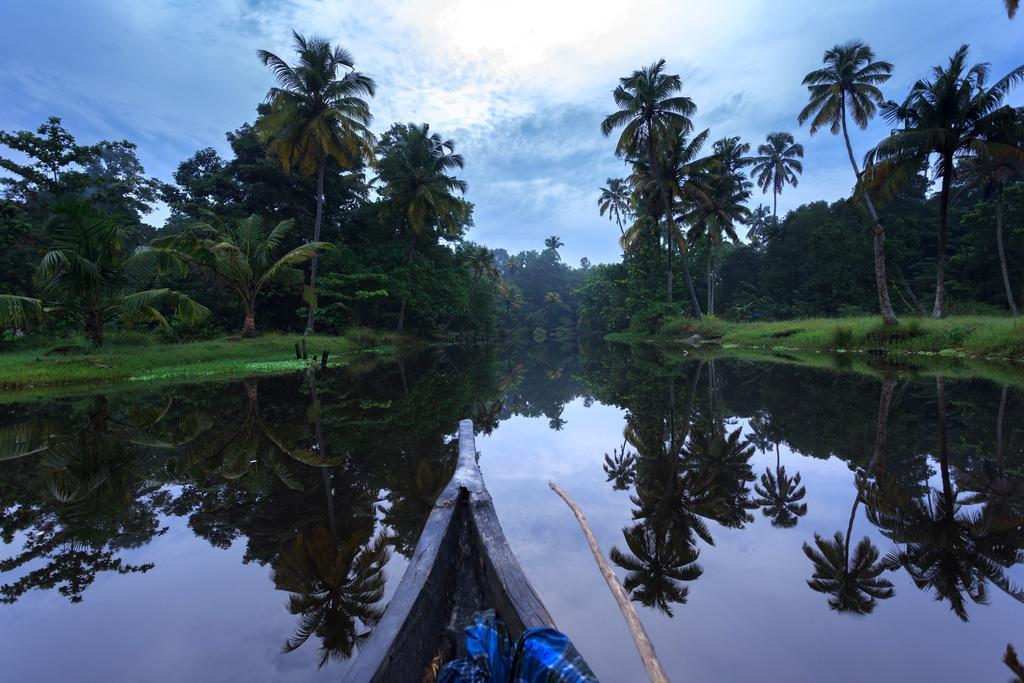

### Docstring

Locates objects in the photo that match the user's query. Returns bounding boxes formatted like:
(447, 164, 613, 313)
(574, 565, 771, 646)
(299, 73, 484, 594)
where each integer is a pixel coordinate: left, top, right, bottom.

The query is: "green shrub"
(629, 302, 678, 334)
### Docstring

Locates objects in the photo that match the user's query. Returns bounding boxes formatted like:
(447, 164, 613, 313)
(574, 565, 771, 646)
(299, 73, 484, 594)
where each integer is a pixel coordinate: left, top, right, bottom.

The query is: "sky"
(0, 0, 1021, 265)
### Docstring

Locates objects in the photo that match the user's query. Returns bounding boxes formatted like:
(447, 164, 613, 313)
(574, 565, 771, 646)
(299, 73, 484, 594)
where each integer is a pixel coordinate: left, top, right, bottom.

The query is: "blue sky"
(1, 0, 1021, 264)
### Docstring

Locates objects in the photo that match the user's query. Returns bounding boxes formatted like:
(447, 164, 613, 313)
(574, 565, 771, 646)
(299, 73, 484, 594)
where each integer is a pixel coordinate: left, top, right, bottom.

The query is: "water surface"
(1, 345, 1022, 681)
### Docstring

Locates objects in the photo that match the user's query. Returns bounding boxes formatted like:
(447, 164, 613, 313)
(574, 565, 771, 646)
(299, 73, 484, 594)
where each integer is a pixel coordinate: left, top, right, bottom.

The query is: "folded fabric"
(439, 610, 598, 683)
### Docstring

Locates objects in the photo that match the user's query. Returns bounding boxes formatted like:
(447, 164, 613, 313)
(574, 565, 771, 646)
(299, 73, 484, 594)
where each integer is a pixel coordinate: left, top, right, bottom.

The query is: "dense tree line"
(579, 42, 1023, 333)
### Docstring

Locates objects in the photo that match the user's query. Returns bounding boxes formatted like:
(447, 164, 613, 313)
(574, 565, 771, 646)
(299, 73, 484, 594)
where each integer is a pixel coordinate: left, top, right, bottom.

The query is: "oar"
(549, 481, 670, 683)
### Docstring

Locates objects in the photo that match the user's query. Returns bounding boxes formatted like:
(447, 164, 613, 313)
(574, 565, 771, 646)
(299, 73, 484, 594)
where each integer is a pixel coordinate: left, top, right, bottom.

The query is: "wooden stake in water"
(549, 481, 670, 683)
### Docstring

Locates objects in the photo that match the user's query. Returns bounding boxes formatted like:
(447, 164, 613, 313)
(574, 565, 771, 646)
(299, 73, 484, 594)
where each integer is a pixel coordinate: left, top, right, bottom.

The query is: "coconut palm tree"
(544, 235, 564, 260)
(959, 119, 1023, 315)
(598, 177, 633, 237)
(863, 45, 1024, 318)
(685, 138, 753, 315)
(375, 123, 468, 332)
(803, 530, 894, 614)
(751, 132, 804, 217)
(154, 215, 329, 337)
(798, 40, 899, 326)
(744, 205, 775, 248)
(754, 465, 807, 528)
(864, 378, 1024, 621)
(609, 521, 703, 616)
(0, 198, 208, 345)
(256, 31, 376, 335)
(601, 59, 704, 317)
(273, 525, 390, 666)
(603, 437, 637, 491)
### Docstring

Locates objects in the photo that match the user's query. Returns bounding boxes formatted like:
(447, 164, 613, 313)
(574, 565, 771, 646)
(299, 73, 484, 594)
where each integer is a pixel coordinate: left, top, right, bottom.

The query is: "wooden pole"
(549, 481, 670, 683)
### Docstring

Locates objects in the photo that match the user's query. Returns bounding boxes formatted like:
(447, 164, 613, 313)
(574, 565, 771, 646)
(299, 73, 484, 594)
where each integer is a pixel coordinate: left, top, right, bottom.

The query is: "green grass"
(647, 315, 1024, 360)
(0, 329, 405, 397)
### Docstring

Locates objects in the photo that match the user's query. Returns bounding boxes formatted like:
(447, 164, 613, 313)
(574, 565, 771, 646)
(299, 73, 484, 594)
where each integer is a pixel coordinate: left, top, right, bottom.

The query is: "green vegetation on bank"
(0, 329, 401, 393)
(609, 315, 1024, 360)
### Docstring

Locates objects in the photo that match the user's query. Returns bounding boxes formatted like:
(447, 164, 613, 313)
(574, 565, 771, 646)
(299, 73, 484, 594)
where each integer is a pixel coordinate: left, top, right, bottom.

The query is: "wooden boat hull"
(341, 419, 555, 682)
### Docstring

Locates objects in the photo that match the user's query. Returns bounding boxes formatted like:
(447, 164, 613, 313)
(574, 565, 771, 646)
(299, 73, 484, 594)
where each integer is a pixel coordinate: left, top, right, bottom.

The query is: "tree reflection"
(273, 525, 390, 666)
(0, 396, 190, 603)
(802, 378, 897, 615)
(863, 378, 1024, 621)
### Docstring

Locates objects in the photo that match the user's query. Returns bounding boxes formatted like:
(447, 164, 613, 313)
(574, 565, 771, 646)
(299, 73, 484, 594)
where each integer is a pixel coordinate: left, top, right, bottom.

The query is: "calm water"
(1, 344, 1022, 682)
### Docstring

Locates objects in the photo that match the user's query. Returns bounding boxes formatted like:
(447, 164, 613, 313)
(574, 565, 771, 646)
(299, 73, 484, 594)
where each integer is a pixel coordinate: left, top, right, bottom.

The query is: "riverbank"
(0, 329, 405, 395)
(609, 315, 1024, 361)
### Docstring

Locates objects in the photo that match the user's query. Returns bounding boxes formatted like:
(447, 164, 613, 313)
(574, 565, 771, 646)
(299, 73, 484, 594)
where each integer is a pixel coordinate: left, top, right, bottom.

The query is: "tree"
(601, 59, 704, 318)
(803, 531, 894, 614)
(744, 205, 774, 248)
(154, 215, 329, 336)
(273, 526, 390, 666)
(799, 40, 899, 326)
(753, 465, 807, 528)
(256, 31, 376, 334)
(598, 177, 633, 237)
(544, 235, 564, 261)
(959, 118, 1024, 315)
(0, 198, 208, 344)
(609, 521, 702, 616)
(685, 137, 753, 315)
(374, 123, 469, 332)
(864, 44, 1024, 318)
(751, 132, 804, 217)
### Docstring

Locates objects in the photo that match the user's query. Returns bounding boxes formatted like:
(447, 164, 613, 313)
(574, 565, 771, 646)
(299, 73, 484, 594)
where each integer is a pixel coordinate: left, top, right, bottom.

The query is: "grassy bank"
(0, 329, 404, 394)
(610, 315, 1024, 361)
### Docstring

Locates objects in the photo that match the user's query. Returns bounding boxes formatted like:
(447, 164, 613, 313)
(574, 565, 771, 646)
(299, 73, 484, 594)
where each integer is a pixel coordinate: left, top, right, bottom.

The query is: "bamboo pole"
(549, 481, 670, 683)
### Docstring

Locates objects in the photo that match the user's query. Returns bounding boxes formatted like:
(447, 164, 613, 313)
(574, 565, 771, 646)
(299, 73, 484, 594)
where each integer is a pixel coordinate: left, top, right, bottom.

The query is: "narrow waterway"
(1, 344, 1022, 681)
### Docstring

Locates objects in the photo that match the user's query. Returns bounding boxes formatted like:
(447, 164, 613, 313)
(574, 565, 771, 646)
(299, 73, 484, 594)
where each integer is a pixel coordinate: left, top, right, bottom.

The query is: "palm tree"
(803, 531, 895, 614)
(609, 521, 703, 616)
(685, 137, 753, 315)
(273, 526, 390, 666)
(754, 465, 807, 528)
(544, 235, 564, 261)
(0, 198, 208, 345)
(744, 205, 774, 248)
(864, 378, 1024, 621)
(598, 177, 633, 237)
(959, 119, 1023, 315)
(798, 40, 899, 326)
(154, 215, 329, 337)
(751, 132, 804, 217)
(1007, 0, 1020, 18)
(375, 123, 467, 332)
(463, 244, 497, 281)
(864, 45, 1024, 318)
(601, 59, 704, 318)
(256, 31, 376, 335)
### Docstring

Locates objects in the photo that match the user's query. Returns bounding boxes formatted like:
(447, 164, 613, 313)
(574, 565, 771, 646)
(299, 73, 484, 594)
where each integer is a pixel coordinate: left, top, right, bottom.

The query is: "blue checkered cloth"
(438, 610, 598, 682)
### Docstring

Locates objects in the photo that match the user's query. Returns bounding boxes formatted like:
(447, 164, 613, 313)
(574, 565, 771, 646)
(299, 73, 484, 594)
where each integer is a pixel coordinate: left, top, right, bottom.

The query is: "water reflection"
(1, 343, 1024, 680)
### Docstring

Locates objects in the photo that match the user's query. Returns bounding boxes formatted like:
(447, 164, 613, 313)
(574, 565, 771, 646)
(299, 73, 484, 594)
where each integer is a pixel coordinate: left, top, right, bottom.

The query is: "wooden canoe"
(341, 419, 559, 682)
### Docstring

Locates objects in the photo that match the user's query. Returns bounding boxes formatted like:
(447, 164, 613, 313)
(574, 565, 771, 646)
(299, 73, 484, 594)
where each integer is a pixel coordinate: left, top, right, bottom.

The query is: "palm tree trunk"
(840, 104, 897, 326)
(396, 231, 418, 333)
(995, 195, 1019, 315)
(241, 301, 256, 338)
(85, 306, 104, 346)
(706, 242, 714, 316)
(894, 262, 927, 316)
(933, 157, 953, 319)
(773, 187, 778, 218)
(305, 151, 327, 335)
(936, 377, 953, 506)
